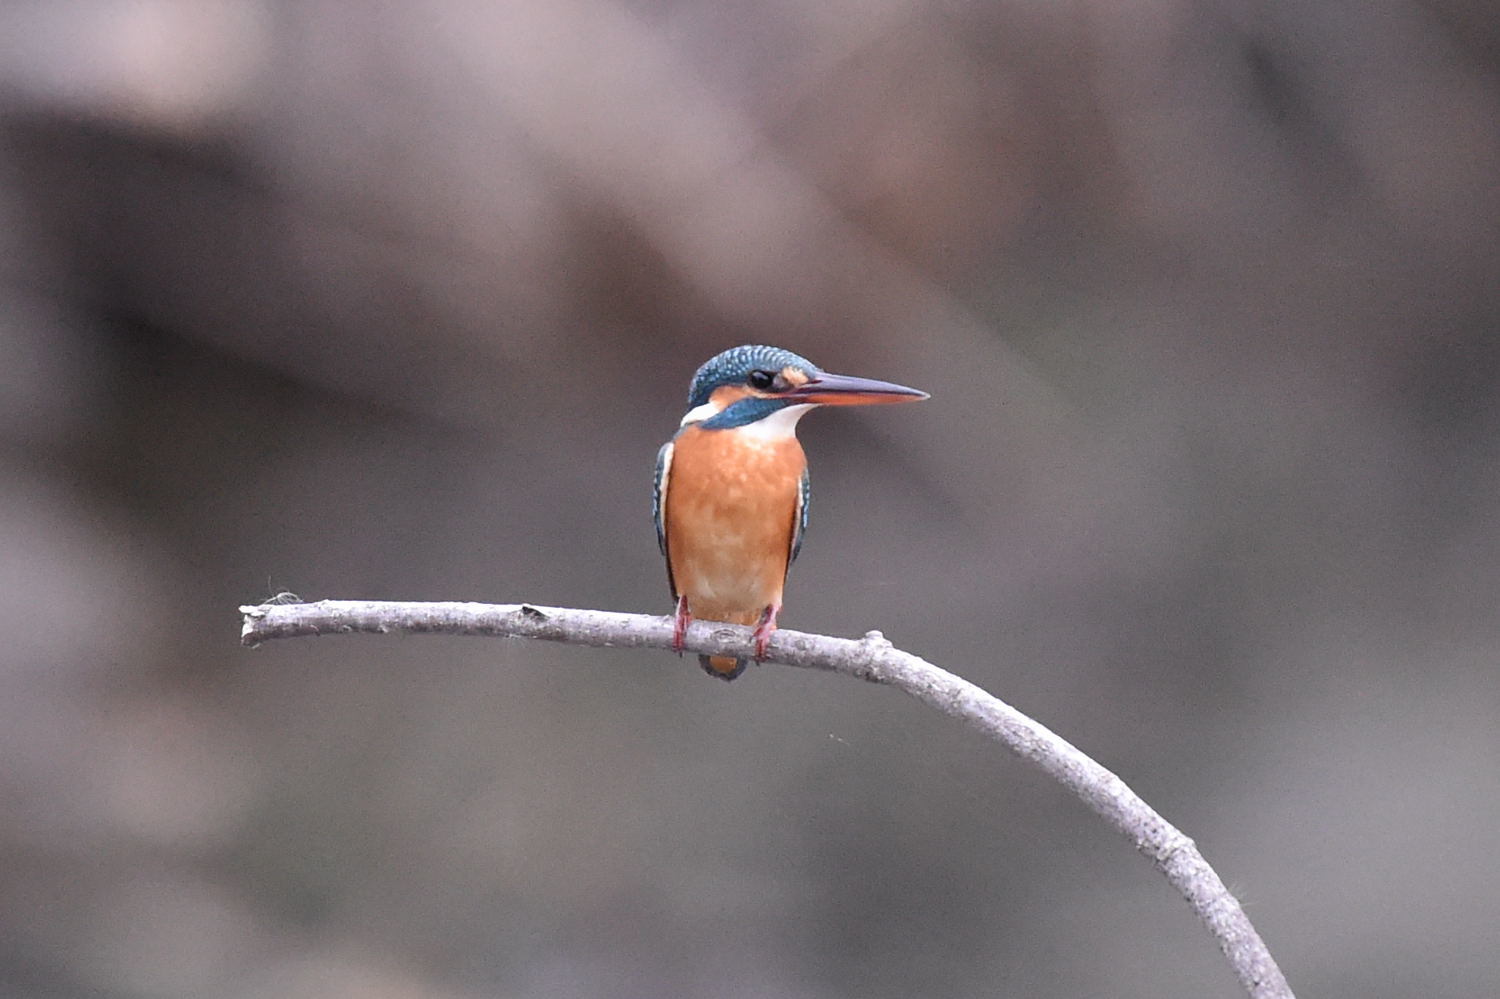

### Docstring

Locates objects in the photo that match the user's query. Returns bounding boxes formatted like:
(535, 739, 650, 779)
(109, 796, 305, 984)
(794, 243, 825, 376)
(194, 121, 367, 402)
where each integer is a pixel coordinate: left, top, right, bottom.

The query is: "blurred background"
(2, 1, 1498, 997)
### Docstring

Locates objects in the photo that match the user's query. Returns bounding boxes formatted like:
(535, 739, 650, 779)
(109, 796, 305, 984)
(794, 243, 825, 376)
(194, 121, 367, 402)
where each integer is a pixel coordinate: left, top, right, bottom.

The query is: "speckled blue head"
(677, 344, 927, 432)
(686, 345, 819, 408)
(682, 345, 821, 431)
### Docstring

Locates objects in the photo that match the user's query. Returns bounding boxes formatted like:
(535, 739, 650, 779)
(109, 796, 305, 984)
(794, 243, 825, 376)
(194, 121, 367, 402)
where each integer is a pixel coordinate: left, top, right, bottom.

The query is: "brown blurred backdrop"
(2, 2, 1498, 997)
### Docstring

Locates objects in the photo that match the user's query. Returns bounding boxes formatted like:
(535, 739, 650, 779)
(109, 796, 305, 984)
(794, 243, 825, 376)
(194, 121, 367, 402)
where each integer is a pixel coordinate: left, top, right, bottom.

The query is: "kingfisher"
(653, 345, 928, 680)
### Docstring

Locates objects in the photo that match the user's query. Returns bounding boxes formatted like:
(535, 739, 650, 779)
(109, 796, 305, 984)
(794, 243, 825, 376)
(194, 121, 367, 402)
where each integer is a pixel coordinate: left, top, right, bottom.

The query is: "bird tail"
(699, 655, 748, 681)
(691, 604, 762, 680)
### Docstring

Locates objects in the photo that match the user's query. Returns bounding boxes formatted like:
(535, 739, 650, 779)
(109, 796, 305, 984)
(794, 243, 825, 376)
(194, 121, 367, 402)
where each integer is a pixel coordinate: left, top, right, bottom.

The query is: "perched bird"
(654, 345, 928, 680)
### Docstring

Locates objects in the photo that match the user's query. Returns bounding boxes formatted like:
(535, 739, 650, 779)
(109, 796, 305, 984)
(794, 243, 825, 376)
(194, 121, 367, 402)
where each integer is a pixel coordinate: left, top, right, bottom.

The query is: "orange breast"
(665, 426, 805, 625)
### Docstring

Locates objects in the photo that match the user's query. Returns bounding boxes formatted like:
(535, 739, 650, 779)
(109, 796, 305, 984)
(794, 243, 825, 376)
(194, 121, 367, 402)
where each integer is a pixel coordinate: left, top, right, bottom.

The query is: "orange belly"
(665, 426, 805, 625)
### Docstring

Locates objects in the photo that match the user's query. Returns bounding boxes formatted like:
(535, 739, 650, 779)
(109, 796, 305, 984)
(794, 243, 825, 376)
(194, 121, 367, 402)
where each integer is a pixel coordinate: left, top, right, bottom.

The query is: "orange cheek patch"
(781, 367, 811, 388)
(710, 385, 754, 407)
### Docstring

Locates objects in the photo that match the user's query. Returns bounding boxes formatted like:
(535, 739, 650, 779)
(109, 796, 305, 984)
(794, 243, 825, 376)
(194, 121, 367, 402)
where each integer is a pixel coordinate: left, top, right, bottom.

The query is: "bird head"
(680, 345, 928, 433)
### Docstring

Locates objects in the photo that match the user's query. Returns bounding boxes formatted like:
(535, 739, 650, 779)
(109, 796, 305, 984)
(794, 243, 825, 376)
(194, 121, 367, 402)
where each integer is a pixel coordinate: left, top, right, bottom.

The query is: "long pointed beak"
(786, 371, 929, 406)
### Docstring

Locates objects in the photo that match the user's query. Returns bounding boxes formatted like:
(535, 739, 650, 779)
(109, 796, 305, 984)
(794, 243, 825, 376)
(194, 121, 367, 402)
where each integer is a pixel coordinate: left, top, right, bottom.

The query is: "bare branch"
(239, 599, 1294, 999)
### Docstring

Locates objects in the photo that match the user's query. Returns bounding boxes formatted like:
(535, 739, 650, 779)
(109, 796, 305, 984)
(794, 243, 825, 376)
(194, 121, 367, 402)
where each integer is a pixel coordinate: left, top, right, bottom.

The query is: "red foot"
(672, 595, 692, 654)
(752, 603, 781, 660)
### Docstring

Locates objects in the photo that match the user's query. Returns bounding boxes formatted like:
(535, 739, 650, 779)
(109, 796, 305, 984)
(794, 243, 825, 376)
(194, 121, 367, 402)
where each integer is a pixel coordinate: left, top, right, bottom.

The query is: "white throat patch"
(678, 401, 816, 439)
(736, 403, 815, 439)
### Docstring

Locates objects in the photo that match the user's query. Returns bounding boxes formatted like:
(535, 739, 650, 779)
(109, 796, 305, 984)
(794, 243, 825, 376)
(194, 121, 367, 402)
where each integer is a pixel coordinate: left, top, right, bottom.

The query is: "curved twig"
(239, 599, 1294, 999)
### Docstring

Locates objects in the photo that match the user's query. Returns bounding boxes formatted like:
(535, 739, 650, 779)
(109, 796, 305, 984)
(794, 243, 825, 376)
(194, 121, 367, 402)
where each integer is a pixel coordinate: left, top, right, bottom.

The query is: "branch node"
(520, 604, 548, 619)
(1152, 831, 1198, 868)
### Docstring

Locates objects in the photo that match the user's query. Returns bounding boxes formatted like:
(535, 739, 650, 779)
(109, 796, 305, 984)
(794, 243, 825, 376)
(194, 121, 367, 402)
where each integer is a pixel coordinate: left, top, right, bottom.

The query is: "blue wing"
(789, 465, 810, 565)
(653, 440, 677, 595)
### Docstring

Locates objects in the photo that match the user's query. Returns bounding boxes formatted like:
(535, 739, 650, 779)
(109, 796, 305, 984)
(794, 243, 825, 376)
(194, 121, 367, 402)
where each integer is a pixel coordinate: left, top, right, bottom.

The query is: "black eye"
(746, 369, 776, 390)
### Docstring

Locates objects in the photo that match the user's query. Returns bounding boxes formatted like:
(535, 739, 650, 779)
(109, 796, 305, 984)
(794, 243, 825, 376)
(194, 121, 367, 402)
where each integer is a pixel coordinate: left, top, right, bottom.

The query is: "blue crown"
(687, 345, 819, 407)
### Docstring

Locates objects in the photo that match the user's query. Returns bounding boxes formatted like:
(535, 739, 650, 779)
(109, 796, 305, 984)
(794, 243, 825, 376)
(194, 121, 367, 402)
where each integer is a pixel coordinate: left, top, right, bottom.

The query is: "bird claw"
(751, 604, 781, 660)
(672, 595, 692, 654)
